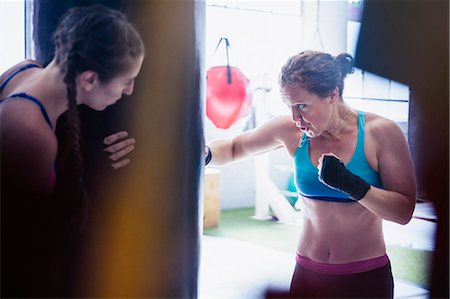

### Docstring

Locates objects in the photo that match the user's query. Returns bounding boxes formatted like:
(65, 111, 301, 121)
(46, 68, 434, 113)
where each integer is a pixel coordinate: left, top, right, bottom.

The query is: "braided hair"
(51, 5, 144, 228)
(279, 50, 354, 98)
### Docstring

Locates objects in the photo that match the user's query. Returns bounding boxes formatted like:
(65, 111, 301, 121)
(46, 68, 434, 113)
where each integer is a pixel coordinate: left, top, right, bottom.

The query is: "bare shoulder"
(257, 115, 299, 140)
(0, 59, 42, 87)
(263, 114, 296, 130)
(362, 112, 416, 199)
(1, 103, 57, 194)
(2, 123, 56, 199)
(364, 111, 406, 143)
(259, 114, 300, 155)
(363, 111, 413, 173)
(233, 114, 300, 157)
(0, 101, 56, 157)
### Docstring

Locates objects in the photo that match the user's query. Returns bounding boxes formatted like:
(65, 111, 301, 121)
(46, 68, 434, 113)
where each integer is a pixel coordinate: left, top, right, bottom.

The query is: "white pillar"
(253, 78, 273, 220)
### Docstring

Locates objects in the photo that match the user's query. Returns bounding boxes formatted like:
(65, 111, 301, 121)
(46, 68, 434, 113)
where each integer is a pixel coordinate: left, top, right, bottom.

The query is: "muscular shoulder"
(363, 111, 410, 166)
(362, 113, 416, 201)
(364, 112, 406, 143)
(255, 115, 300, 154)
(233, 114, 300, 156)
(257, 115, 298, 140)
(263, 114, 296, 131)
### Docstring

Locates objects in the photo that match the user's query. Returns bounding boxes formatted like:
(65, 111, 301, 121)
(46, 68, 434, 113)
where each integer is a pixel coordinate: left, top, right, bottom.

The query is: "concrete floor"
(199, 202, 436, 299)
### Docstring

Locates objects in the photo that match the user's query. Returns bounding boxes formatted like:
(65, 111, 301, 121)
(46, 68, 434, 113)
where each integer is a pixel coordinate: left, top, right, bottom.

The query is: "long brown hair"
(52, 5, 144, 228)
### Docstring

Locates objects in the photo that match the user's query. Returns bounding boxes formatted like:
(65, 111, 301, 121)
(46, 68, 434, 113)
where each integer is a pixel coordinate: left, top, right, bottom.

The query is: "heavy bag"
(206, 65, 253, 129)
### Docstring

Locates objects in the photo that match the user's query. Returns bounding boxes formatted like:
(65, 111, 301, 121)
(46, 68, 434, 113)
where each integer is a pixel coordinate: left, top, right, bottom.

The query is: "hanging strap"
(309, 0, 325, 50)
(213, 37, 232, 84)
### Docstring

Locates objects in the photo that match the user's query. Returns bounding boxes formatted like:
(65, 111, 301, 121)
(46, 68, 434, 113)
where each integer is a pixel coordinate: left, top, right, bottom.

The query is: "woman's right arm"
(206, 115, 296, 165)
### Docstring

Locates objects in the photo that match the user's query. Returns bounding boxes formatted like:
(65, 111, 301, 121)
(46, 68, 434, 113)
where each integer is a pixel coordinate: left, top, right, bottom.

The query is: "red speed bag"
(206, 66, 253, 129)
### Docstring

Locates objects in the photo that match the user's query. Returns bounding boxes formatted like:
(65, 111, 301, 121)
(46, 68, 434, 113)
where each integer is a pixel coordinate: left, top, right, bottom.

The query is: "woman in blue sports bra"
(0, 5, 144, 298)
(206, 50, 416, 298)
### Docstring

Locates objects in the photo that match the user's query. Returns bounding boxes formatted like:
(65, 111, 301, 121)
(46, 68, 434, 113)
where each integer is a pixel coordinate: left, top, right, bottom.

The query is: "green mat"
(204, 208, 433, 289)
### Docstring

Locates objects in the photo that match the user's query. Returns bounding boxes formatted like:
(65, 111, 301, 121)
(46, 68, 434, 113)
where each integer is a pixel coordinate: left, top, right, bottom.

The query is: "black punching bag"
(79, 1, 205, 297)
(355, 1, 449, 298)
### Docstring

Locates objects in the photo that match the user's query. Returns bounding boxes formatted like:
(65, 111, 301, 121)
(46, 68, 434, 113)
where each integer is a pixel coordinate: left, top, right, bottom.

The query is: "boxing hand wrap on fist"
(205, 145, 212, 166)
(318, 155, 370, 201)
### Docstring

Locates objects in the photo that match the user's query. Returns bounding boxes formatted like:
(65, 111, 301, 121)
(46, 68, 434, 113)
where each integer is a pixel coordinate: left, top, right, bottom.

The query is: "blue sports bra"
(0, 63, 53, 129)
(293, 111, 383, 203)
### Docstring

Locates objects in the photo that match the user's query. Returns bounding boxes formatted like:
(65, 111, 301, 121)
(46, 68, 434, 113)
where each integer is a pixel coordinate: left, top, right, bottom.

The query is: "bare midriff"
(296, 196, 386, 264)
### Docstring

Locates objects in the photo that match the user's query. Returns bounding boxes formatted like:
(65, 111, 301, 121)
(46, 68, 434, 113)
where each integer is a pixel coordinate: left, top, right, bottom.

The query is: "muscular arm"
(358, 119, 416, 225)
(207, 115, 296, 165)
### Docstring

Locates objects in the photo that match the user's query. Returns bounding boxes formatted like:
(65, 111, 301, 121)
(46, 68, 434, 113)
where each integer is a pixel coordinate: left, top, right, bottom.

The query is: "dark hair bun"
(336, 53, 354, 76)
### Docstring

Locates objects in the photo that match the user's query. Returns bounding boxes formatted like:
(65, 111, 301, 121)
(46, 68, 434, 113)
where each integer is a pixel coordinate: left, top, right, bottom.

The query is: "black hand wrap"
(205, 145, 212, 166)
(318, 155, 370, 201)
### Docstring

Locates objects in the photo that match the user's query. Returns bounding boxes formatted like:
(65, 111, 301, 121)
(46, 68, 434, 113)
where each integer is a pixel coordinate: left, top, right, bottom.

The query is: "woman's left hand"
(317, 152, 370, 201)
(103, 131, 136, 170)
(317, 152, 339, 177)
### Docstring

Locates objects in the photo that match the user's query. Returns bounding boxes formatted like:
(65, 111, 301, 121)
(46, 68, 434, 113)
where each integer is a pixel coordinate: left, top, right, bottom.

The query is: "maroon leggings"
(289, 261, 394, 298)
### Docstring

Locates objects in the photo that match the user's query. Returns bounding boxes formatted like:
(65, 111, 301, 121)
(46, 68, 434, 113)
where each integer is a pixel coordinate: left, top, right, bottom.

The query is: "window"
(0, 0, 25, 73)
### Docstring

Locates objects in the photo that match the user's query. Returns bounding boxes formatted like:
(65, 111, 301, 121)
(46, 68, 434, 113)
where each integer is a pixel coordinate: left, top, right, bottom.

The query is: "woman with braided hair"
(205, 50, 416, 298)
(0, 5, 144, 297)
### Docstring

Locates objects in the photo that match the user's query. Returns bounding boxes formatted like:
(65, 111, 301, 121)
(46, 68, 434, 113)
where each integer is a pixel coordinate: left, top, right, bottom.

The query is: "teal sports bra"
(293, 111, 383, 203)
